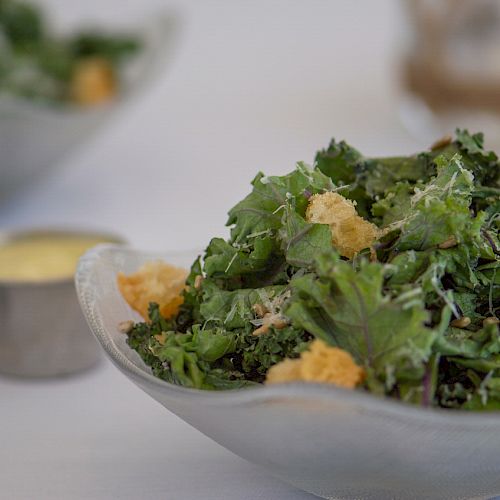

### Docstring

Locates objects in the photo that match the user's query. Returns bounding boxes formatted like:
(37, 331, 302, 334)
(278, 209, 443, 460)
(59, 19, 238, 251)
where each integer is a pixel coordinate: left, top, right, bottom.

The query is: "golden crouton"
(70, 57, 117, 106)
(266, 339, 365, 389)
(306, 192, 380, 259)
(117, 261, 188, 320)
(266, 358, 301, 382)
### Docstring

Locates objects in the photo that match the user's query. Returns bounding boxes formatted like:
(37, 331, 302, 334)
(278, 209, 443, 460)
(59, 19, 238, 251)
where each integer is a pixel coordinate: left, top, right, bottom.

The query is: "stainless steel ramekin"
(0, 228, 124, 377)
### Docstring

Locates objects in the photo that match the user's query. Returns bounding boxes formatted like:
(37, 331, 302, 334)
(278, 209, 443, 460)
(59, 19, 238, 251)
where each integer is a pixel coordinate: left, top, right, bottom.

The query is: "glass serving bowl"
(75, 244, 500, 500)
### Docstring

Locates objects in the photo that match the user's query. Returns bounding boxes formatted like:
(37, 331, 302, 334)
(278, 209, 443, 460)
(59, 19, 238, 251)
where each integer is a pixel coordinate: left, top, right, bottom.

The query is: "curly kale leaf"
(148, 325, 239, 388)
(314, 138, 362, 186)
(391, 154, 479, 252)
(0, 0, 44, 48)
(453, 129, 500, 187)
(315, 138, 436, 217)
(285, 252, 439, 394)
(437, 322, 500, 409)
(371, 181, 415, 226)
(278, 205, 332, 268)
(203, 163, 335, 289)
(128, 305, 253, 389)
(237, 325, 311, 381)
(315, 129, 499, 222)
(202, 236, 286, 290)
(227, 162, 334, 244)
(69, 31, 141, 65)
(198, 281, 286, 330)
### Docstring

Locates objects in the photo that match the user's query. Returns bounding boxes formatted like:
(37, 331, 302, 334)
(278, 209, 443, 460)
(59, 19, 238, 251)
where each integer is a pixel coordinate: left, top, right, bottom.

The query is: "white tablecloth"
(0, 1, 430, 498)
(0, 358, 319, 500)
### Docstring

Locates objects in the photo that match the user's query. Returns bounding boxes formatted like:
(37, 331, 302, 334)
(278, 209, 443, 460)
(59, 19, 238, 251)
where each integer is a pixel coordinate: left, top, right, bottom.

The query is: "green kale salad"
(0, 0, 141, 106)
(120, 130, 500, 411)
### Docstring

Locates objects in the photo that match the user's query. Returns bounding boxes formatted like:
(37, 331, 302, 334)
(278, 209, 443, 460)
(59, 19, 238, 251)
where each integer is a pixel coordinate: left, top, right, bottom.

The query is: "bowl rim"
(75, 243, 500, 426)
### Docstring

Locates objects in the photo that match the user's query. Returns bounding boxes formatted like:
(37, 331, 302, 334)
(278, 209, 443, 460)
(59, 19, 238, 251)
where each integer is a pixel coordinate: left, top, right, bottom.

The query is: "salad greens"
(127, 130, 499, 410)
(0, 0, 141, 105)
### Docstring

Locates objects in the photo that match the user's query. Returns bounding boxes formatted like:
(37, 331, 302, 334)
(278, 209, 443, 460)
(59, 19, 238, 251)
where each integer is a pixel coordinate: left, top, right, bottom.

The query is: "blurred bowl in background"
(0, 228, 124, 377)
(0, 11, 180, 202)
(399, 0, 500, 149)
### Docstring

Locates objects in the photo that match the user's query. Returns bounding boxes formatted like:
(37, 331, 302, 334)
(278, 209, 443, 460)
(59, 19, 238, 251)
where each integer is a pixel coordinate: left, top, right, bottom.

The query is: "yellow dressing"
(0, 235, 110, 282)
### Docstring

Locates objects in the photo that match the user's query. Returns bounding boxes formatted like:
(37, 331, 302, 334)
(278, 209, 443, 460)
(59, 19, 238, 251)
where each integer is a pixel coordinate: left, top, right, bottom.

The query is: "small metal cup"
(0, 229, 124, 377)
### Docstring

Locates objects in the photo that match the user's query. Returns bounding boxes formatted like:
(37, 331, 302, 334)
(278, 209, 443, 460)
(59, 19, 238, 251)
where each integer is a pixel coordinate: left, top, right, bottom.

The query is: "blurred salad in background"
(0, 0, 141, 106)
